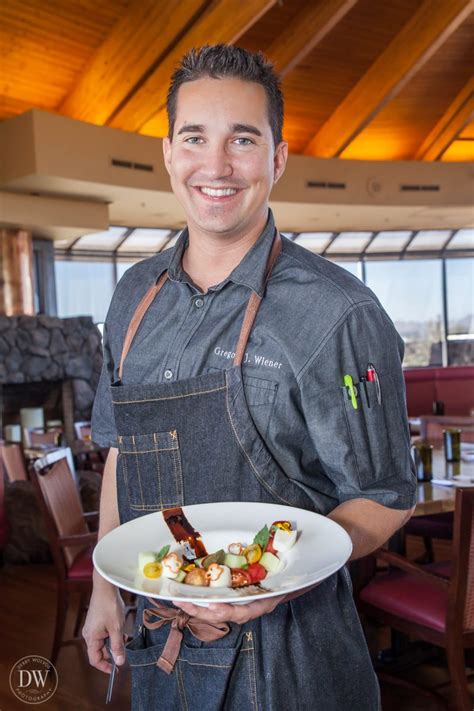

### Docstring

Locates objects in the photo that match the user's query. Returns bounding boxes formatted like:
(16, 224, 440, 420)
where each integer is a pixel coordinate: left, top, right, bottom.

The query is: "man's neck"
(181, 218, 267, 293)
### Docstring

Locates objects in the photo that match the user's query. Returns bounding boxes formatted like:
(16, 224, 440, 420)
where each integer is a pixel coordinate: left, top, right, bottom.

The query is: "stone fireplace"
(0, 314, 103, 444)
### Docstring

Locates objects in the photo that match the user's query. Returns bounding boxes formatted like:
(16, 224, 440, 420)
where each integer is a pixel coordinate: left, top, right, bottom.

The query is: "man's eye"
(185, 136, 203, 144)
(234, 137, 253, 145)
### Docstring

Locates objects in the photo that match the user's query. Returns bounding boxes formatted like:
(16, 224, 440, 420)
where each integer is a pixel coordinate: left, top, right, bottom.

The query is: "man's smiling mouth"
(197, 187, 239, 197)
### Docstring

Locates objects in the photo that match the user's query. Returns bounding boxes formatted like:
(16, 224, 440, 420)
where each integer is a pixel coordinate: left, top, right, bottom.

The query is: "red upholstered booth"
(403, 366, 474, 417)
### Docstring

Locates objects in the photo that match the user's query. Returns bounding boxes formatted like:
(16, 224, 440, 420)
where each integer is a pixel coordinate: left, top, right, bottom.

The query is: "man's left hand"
(173, 593, 287, 625)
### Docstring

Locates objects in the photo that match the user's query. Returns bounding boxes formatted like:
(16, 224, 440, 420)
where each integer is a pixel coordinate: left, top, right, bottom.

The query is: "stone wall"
(0, 315, 103, 421)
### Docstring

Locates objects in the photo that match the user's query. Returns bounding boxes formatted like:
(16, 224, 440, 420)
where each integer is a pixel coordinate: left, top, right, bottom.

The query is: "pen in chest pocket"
(359, 376, 370, 408)
(343, 373, 358, 410)
(366, 363, 381, 405)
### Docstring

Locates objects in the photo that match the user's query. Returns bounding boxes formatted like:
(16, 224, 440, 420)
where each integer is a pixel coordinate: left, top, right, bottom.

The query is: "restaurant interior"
(0, 0, 473, 709)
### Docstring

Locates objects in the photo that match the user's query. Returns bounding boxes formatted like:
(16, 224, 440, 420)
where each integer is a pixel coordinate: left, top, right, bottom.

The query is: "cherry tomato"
(231, 568, 253, 588)
(247, 562, 267, 583)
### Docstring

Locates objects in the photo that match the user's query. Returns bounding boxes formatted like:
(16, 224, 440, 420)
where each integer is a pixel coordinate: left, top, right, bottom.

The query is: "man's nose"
(203, 144, 233, 180)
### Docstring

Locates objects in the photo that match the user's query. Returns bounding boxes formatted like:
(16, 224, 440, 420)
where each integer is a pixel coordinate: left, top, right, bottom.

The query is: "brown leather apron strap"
(118, 272, 168, 381)
(233, 231, 281, 366)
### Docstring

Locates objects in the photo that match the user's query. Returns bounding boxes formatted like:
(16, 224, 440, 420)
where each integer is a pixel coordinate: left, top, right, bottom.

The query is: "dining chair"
(29, 449, 98, 664)
(357, 487, 474, 711)
(405, 511, 453, 563)
(74, 421, 92, 441)
(0, 440, 29, 482)
(24, 427, 60, 447)
(0, 451, 10, 564)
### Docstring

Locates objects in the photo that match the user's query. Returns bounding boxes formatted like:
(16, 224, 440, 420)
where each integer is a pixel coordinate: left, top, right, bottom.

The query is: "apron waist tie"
(143, 598, 230, 674)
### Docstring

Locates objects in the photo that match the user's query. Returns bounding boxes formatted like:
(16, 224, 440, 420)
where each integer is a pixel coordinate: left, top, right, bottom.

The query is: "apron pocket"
(117, 431, 184, 511)
(180, 630, 258, 711)
(126, 634, 176, 710)
(242, 375, 278, 441)
(125, 628, 258, 711)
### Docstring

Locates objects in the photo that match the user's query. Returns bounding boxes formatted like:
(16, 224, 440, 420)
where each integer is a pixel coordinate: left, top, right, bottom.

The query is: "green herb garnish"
(202, 549, 225, 569)
(253, 524, 270, 549)
(155, 544, 170, 562)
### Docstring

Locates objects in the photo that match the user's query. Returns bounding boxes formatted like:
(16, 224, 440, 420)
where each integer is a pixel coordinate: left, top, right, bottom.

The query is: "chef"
(85, 44, 416, 710)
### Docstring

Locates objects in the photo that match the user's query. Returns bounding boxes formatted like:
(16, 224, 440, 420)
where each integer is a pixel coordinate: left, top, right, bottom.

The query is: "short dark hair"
(166, 44, 284, 147)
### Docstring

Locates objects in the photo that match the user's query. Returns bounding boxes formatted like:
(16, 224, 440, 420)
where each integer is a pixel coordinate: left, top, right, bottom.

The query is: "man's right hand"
(82, 575, 126, 674)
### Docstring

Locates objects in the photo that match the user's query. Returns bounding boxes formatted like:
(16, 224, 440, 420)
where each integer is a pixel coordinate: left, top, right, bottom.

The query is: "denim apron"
(111, 233, 380, 710)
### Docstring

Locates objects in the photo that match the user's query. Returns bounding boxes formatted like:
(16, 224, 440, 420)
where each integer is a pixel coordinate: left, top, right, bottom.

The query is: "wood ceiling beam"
(109, 0, 277, 133)
(140, 0, 356, 138)
(414, 77, 474, 160)
(267, 0, 357, 79)
(59, 0, 206, 124)
(304, 0, 474, 158)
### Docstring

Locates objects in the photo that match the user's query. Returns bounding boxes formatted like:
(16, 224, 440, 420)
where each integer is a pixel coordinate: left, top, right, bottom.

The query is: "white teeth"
(200, 187, 237, 197)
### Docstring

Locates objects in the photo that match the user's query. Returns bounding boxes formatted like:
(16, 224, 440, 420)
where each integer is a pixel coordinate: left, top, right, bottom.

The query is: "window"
(325, 232, 372, 254)
(73, 227, 128, 251)
(117, 229, 171, 253)
(293, 232, 333, 253)
(55, 260, 115, 324)
(365, 231, 412, 253)
(446, 258, 474, 365)
(365, 260, 443, 367)
(117, 261, 141, 281)
(334, 262, 362, 279)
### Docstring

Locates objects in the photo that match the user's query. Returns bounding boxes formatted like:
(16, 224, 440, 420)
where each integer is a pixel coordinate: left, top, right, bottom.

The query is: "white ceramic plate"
(93, 502, 352, 605)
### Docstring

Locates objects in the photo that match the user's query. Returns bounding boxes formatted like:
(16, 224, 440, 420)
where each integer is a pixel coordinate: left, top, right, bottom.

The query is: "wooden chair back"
(0, 448, 9, 550)
(0, 441, 28, 482)
(449, 487, 474, 634)
(24, 428, 60, 447)
(30, 450, 89, 569)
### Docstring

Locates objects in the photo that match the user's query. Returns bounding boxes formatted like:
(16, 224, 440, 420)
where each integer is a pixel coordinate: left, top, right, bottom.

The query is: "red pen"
(366, 363, 381, 404)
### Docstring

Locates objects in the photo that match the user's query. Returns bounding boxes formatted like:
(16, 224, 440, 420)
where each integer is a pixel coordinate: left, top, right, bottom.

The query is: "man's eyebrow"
(176, 122, 263, 137)
(177, 124, 205, 135)
(232, 123, 262, 137)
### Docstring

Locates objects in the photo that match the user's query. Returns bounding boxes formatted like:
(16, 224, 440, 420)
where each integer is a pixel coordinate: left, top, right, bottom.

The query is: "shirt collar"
(166, 210, 276, 297)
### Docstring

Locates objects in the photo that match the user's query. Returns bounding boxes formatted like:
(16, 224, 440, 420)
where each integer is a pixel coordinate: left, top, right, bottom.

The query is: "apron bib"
(110, 233, 380, 710)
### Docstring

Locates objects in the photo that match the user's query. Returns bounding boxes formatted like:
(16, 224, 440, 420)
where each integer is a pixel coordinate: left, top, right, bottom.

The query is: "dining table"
(414, 447, 474, 516)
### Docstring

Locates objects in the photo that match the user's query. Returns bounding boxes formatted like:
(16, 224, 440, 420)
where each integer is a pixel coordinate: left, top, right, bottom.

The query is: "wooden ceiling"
(1, 0, 473, 162)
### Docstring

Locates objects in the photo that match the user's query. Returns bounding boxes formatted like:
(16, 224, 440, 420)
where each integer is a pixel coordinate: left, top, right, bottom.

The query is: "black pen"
(359, 375, 370, 408)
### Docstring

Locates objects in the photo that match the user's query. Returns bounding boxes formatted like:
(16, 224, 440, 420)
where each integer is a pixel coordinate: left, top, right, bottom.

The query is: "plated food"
(93, 502, 353, 604)
(136, 506, 297, 592)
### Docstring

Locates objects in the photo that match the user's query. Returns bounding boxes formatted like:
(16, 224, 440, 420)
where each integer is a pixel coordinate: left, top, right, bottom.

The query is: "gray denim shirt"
(92, 210, 416, 514)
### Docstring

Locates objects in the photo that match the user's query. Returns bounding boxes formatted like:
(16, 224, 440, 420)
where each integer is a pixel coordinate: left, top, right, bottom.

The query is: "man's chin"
(189, 215, 247, 237)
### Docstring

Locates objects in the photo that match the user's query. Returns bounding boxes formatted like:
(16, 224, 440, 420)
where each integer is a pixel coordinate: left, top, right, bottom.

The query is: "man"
(85, 44, 416, 709)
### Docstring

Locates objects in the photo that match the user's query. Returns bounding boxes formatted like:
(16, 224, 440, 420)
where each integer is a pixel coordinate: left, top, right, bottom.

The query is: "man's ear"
(162, 136, 172, 176)
(273, 141, 288, 184)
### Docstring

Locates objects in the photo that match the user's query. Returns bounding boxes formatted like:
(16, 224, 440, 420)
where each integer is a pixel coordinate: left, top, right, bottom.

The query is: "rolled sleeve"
(298, 302, 417, 510)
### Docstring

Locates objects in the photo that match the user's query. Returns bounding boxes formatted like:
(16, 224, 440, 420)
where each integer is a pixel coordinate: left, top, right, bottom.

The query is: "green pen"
(343, 374, 358, 410)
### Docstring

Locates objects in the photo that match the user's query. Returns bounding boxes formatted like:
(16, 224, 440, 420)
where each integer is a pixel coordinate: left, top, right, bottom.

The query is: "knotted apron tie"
(142, 598, 230, 674)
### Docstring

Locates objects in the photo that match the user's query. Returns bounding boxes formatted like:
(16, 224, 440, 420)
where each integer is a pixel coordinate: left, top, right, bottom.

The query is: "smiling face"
(163, 77, 288, 242)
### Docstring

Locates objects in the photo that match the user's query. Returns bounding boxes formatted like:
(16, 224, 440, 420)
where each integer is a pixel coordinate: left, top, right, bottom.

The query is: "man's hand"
(173, 593, 287, 626)
(82, 574, 126, 674)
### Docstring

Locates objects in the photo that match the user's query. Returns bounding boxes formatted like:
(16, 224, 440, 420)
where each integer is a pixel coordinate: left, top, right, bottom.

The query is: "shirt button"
(164, 369, 173, 380)
(194, 297, 204, 308)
